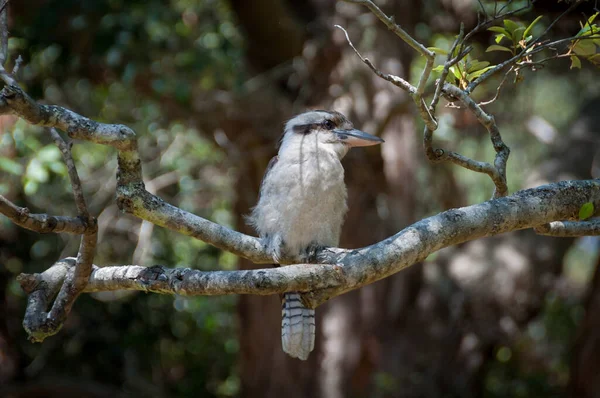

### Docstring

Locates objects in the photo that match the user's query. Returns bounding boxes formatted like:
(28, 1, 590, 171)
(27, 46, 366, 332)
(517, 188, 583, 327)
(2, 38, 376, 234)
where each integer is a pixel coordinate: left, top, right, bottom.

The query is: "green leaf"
(23, 180, 38, 196)
(25, 159, 49, 183)
(432, 65, 445, 72)
(0, 157, 24, 175)
(488, 26, 511, 37)
(467, 66, 496, 79)
(48, 162, 67, 176)
(503, 19, 521, 35)
(449, 65, 462, 79)
(486, 44, 513, 53)
(579, 202, 594, 220)
(570, 55, 582, 69)
(585, 53, 600, 67)
(577, 24, 599, 37)
(446, 73, 457, 84)
(495, 33, 506, 44)
(573, 40, 597, 56)
(467, 60, 490, 73)
(513, 27, 526, 44)
(428, 47, 448, 55)
(37, 145, 61, 163)
(576, 13, 599, 37)
(523, 15, 543, 39)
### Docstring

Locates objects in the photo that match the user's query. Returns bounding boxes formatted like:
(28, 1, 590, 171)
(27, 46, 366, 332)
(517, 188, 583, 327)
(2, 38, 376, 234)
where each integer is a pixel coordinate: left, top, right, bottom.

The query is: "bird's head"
(279, 110, 384, 159)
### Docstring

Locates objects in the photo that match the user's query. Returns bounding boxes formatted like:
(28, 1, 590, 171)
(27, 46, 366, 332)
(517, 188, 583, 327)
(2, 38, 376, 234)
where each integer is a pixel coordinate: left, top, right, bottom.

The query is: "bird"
(247, 110, 384, 360)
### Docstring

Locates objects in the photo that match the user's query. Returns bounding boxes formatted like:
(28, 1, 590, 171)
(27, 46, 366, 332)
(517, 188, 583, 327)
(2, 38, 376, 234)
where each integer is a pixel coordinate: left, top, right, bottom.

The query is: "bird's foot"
(302, 243, 324, 263)
(263, 234, 284, 264)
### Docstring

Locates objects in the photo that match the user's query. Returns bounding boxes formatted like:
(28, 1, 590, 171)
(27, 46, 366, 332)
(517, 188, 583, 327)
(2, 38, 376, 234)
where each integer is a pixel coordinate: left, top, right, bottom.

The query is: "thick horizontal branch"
(306, 179, 600, 305)
(18, 260, 346, 299)
(18, 180, 600, 310)
(535, 219, 600, 237)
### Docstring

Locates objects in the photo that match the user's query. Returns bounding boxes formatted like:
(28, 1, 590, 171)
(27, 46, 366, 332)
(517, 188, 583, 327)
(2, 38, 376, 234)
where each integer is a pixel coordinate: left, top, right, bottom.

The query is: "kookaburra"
(248, 110, 383, 360)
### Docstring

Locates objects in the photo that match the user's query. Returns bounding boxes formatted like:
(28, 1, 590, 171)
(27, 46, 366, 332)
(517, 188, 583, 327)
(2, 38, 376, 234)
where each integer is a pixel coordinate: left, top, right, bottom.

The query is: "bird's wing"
(257, 155, 278, 201)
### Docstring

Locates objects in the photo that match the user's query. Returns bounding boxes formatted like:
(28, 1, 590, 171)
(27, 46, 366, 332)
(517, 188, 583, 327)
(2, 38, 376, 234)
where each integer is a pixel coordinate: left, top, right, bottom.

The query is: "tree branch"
(442, 83, 510, 197)
(0, 0, 8, 65)
(334, 24, 438, 130)
(340, 0, 512, 198)
(343, 0, 434, 60)
(0, 195, 90, 234)
(3, 1, 597, 345)
(48, 128, 90, 218)
(339, 0, 439, 131)
(535, 219, 600, 237)
(18, 261, 347, 297)
(0, 84, 272, 264)
(18, 125, 99, 341)
(334, 25, 416, 94)
(466, 1, 590, 94)
(16, 179, 600, 342)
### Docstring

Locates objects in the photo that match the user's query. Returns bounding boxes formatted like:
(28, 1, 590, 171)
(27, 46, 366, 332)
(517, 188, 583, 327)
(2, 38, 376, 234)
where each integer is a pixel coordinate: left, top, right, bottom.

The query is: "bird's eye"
(324, 120, 335, 130)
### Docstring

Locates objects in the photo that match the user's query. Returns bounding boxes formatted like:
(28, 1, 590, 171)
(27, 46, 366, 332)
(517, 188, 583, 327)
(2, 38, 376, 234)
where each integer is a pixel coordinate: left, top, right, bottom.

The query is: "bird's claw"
(303, 243, 324, 263)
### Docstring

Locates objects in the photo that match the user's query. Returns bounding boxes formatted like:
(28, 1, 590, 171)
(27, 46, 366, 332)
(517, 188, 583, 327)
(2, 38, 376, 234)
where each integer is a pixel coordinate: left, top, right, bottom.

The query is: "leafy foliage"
(568, 12, 600, 69)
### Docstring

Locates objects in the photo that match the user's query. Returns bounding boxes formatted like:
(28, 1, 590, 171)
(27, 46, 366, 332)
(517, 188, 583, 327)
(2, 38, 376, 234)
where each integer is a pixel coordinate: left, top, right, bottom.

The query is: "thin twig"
(334, 25, 416, 94)
(478, 66, 513, 106)
(477, 0, 489, 20)
(335, 24, 438, 129)
(12, 54, 22, 75)
(535, 220, 600, 237)
(48, 128, 90, 219)
(443, 83, 510, 198)
(467, 2, 588, 93)
(464, 0, 534, 43)
(0, 195, 91, 234)
(0, 0, 8, 65)
(537, 0, 582, 43)
(430, 24, 467, 111)
(343, 0, 435, 59)
(341, 0, 438, 129)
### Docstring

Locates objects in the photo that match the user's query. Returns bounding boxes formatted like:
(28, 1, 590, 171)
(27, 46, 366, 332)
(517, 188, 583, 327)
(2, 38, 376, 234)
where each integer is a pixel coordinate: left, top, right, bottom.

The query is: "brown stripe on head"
(288, 110, 350, 135)
(279, 110, 352, 147)
(317, 110, 349, 128)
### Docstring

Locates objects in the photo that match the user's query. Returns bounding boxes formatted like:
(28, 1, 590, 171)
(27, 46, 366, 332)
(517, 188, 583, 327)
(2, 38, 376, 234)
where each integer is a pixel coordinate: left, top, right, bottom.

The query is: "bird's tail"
(281, 292, 315, 360)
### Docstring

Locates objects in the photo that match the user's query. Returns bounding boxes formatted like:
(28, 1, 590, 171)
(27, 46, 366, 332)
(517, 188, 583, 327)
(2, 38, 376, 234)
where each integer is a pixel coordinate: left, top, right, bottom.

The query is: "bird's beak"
(334, 129, 384, 147)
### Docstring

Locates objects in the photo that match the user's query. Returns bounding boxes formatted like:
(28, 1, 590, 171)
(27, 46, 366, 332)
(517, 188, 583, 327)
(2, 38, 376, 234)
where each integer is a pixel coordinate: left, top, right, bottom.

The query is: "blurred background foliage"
(0, 0, 599, 397)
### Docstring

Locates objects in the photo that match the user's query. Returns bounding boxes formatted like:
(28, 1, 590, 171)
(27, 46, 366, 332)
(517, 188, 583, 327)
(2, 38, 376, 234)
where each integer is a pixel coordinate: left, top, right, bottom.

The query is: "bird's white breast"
(250, 139, 348, 258)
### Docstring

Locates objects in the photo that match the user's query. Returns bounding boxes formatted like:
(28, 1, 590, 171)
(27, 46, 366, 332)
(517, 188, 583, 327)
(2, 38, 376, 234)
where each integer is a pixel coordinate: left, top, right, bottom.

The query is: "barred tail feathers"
(281, 292, 315, 360)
